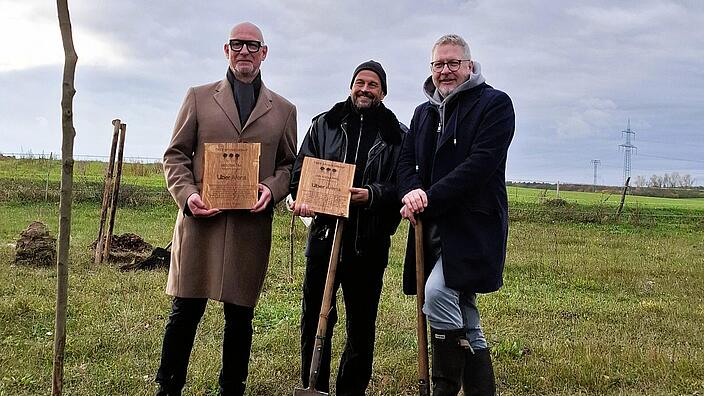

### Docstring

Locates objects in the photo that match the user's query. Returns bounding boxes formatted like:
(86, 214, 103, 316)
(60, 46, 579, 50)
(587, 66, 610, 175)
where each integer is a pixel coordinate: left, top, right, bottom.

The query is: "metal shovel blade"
(293, 387, 329, 396)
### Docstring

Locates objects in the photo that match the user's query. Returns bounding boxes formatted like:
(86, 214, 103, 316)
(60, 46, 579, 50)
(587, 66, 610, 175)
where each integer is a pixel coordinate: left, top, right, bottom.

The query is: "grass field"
(3, 156, 704, 211)
(1, 198, 703, 395)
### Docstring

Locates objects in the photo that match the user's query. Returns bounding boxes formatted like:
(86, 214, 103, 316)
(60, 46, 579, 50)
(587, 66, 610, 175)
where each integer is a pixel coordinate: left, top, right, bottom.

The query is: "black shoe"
(155, 384, 181, 396)
(462, 348, 496, 396)
(218, 384, 245, 396)
(430, 328, 469, 396)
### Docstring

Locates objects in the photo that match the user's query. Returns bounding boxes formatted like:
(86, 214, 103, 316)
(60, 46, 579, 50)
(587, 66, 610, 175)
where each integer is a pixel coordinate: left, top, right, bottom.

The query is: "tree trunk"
(53, 1, 77, 395)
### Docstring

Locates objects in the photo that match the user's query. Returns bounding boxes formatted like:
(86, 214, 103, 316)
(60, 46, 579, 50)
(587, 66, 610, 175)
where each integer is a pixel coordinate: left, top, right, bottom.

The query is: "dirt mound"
(109, 233, 153, 253)
(15, 221, 56, 267)
(92, 233, 153, 263)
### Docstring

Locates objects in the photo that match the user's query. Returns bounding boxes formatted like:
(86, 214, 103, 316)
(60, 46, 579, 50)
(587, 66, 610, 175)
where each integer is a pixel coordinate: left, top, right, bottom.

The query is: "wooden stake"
(616, 176, 631, 221)
(103, 123, 126, 262)
(289, 212, 295, 282)
(94, 119, 120, 264)
(53, 0, 77, 394)
(44, 152, 53, 202)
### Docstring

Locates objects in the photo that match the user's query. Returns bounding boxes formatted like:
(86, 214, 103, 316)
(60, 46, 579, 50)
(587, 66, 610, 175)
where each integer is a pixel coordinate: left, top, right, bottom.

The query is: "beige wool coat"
(163, 76, 297, 307)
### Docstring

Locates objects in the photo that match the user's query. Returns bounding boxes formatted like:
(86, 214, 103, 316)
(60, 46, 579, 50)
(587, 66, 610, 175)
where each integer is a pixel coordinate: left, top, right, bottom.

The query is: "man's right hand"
(187, 193, 221, 217)
(400, 204, 417, 226)
(401, 188, 428, 213)
(291, 200, 314, 218)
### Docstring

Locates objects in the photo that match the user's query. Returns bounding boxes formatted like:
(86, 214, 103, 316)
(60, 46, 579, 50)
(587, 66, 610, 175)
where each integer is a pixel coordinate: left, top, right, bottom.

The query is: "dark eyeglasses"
(430, 59, 470, 72)
(228, 39, 263, 53)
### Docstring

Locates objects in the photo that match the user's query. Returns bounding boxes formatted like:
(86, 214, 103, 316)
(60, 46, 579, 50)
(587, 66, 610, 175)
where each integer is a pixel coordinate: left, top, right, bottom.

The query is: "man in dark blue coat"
(397, 34, 515, 396)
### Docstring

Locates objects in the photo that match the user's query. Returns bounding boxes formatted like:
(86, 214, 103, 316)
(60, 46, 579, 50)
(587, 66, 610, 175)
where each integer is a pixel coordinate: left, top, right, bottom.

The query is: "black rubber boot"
(430, 328, 469, 396)
(462, 348, 496, 396)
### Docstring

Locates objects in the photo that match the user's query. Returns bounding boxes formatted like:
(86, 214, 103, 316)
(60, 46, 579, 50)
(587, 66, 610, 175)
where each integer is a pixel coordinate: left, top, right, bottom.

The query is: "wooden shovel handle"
(415, 219, 430, 395)
(307, 219, 345, 390)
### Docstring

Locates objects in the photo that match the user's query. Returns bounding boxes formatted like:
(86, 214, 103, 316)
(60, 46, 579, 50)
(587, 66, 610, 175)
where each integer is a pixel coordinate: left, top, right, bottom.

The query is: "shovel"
(294, 219, 345, 396)
(415, 218, 430, 395)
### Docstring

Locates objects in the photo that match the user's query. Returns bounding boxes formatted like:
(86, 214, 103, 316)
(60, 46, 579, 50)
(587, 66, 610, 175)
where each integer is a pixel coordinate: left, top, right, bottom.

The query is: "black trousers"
(300, 250, 387, 396)
(155, 297, 254, 396)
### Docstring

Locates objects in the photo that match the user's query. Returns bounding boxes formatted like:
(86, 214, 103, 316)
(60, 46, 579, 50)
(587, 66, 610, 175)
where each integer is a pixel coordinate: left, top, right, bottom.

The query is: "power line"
(637, 153, 704, 164)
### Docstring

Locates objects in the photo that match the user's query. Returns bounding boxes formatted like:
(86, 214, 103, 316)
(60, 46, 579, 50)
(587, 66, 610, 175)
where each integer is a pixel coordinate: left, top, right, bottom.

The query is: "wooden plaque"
(202, 142, 260, 209)
(297, 157, 355, 218)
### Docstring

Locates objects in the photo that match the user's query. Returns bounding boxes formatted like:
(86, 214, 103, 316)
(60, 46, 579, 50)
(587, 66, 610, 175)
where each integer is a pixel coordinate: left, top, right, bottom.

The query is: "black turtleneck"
(226, 68, 262, 127)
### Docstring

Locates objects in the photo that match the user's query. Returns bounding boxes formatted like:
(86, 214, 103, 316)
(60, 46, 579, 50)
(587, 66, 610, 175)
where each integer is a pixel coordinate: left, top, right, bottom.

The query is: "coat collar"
(323, 98, 403, 144)
(213, 77, 273, 134)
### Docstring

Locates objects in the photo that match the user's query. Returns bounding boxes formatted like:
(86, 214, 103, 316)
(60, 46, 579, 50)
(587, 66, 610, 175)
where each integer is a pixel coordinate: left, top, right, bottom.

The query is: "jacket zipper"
(353, 114, 364, 254)
(321, 117, 351, 241)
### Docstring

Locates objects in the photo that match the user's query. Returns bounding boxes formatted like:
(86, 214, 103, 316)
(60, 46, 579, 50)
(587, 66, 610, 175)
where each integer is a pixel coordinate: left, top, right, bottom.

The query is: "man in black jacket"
(290, 60, 405, 396)
(398, 35, 515, 396)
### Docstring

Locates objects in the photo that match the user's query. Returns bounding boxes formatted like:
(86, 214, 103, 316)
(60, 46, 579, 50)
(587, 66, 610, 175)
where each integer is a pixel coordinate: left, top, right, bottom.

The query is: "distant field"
(509, 185, 704, 210)
(2, 157, 704, 212)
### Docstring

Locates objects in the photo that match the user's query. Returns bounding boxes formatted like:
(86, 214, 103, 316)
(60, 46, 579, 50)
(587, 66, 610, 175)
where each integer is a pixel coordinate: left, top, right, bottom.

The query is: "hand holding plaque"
(202, 142, 260, 210)
(297, 157, 355, 218)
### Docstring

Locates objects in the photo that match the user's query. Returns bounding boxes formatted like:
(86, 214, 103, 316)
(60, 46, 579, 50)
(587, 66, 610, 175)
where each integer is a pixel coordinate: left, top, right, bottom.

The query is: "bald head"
(224, 22, 268, 83)
(229, 22, 264, 43)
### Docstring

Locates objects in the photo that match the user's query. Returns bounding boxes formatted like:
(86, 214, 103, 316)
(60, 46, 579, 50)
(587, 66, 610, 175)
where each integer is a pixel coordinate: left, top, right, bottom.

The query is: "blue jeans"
(423, 257, 488, 350)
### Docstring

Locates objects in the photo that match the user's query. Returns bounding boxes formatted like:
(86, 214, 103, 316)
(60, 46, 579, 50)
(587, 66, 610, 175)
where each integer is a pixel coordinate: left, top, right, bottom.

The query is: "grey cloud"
(2, 0, 703, 185)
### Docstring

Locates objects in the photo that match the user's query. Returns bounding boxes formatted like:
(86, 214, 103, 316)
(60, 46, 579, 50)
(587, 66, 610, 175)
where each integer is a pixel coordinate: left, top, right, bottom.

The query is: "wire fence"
(0, 152, 162, 163)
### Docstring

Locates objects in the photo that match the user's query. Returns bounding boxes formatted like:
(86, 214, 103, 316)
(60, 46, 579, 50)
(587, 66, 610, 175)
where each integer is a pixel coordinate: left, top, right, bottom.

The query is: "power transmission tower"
(619, 119, 636, 186)
(590, 159, 600, 191)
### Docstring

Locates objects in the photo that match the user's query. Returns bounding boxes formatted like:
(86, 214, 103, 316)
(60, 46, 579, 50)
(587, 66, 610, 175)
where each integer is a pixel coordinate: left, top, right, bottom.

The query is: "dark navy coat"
(397, 82, 515, 294)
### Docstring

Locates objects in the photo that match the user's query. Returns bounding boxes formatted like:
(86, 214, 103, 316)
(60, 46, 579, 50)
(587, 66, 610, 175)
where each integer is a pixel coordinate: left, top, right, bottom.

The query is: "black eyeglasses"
(430, 59, 470, 72)
(228, 39, 263, 53)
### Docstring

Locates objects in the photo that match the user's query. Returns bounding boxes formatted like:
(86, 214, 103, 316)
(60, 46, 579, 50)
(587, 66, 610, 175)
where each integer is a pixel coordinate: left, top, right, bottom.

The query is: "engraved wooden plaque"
(202, 142, 260, 209)
(297, 157, 355, 218)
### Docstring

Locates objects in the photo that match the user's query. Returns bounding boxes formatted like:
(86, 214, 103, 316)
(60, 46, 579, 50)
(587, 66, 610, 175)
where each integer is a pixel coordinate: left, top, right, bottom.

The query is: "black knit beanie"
(350, 60, 387, 94)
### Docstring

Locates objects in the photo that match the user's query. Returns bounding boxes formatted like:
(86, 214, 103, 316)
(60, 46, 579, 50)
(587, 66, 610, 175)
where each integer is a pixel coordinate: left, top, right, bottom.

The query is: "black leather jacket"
(290, 98, 407, 257)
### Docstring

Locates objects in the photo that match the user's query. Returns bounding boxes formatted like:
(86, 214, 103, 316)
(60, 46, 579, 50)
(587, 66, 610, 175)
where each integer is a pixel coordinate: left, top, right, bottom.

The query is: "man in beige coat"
(156, 22, 297, 396)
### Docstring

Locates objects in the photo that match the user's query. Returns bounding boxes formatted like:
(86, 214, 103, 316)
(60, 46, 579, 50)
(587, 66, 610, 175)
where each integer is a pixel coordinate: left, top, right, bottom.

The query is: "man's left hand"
(251, 184, 272, 213)
(349, 187, 369, 206)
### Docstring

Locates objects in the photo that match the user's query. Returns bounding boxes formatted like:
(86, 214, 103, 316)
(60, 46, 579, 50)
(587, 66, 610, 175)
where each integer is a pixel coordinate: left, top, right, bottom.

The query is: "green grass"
(0, 157, 165, 188)
(1, 202, 703, 395)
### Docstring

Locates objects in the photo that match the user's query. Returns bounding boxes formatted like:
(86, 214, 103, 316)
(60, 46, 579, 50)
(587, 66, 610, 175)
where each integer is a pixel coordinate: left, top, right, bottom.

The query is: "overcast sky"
(1, 0, 703, 186)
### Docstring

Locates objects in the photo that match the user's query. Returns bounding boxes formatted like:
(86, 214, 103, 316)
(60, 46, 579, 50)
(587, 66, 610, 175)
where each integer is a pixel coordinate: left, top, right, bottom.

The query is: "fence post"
(45, 152, 53, 202)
